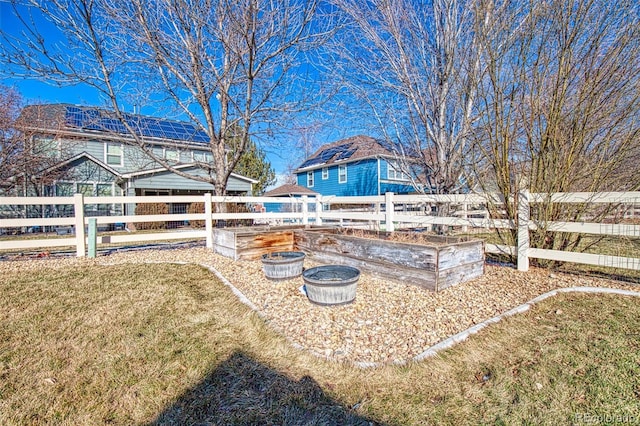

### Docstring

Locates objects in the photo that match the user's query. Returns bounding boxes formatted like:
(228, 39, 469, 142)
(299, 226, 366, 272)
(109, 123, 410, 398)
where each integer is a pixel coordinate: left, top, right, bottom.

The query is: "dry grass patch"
(1, 260, 639, 425)
(0, 263, 277, 424)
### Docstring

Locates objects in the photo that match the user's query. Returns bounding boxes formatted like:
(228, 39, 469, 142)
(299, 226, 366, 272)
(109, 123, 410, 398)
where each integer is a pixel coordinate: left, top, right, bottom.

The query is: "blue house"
(295, 135, 421, 196)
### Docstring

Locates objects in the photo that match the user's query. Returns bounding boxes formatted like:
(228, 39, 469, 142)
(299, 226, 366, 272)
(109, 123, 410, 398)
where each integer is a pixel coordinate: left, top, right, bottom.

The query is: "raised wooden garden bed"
(213, 226, 297, 260)
(213, 225, 336, 260)
(294, 228, 484, 292)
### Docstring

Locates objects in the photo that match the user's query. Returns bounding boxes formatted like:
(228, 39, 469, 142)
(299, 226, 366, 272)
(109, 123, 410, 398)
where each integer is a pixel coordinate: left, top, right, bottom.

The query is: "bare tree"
(328, 0, 484, 197)
(0, 85, 24, 193)
(472, 0, 640, 261)
(0, 87, 75, 198)
(1, 0, 328, 196)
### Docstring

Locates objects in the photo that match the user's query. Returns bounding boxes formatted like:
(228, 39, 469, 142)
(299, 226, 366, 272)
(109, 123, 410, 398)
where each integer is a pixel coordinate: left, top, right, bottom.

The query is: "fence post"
(204, 193, 213, 248)
(517, 190, 530, 272)
(301, 195, 309, 225)
(73, 193, 86, 257)
(315, 196, 323, 226)
(87, 218, 97, 258)
(385, 192, 395, 233)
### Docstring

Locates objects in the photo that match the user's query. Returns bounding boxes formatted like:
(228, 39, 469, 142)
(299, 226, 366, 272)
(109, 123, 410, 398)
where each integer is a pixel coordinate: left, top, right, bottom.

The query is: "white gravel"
(2, 247, 638, 365)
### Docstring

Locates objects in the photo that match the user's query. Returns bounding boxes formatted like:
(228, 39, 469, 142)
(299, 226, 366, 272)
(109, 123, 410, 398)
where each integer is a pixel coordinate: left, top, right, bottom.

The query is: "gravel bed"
(2, 247, 638, 365)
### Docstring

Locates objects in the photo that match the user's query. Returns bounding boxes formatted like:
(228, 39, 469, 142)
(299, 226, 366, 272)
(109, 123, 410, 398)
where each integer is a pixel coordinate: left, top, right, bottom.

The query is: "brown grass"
(1, 262, 639, 425)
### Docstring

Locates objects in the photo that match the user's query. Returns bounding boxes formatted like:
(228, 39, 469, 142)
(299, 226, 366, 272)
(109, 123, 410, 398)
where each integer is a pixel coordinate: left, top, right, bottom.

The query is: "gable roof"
(18, 104, 210, 146)
(35, 151, 123, 178)
(295, 135, 414, 172)
(263, 183, 318, 197)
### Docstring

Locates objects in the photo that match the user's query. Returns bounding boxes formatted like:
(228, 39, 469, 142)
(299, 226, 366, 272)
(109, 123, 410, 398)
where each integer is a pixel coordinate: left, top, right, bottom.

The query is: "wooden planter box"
(213, 226, 296, 260)
(212, 225, 333, 261)
(294, 229, 484, 292)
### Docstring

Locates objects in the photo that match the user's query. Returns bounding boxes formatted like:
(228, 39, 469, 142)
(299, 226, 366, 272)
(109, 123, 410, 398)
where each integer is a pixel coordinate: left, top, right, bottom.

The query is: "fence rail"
(2, 191, 640, 273)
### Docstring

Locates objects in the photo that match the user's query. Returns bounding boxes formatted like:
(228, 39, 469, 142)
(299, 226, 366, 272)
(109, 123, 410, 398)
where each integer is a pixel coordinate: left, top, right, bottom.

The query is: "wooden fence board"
(3, 192, 640, 272)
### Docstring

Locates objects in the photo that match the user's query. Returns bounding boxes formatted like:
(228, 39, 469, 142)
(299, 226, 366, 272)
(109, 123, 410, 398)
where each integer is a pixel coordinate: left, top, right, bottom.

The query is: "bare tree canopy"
(473, 0, 640, 193)
(0, 85, 23, 186)
(472, 0, 640, 259)
(1, 0, 330, 195)
(0, 85, 75, 196)
(328, 0, 483, 194)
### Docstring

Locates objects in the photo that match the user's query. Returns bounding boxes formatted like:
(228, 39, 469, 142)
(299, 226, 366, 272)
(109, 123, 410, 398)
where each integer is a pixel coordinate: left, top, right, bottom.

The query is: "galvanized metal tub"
(261, 251, 306, 280)
(302, 265, 360, 305)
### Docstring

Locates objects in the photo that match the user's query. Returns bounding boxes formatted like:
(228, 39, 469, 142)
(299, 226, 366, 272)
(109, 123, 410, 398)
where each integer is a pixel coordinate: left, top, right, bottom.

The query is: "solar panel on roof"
(299, 142, 356, 168)
(63, 106, 210, 144)
(336, 148, 356, 161)
(319, 149, 335, 162)
(299, 156, 325, 168)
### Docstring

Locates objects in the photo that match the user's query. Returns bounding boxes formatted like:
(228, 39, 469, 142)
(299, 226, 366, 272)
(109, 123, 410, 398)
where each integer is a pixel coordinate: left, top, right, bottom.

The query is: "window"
(307, 171, 314, 187)
(143, 190, 169, 196)
(96, 184, 113, 197)
(387, 161, 409, 181)
(77, 183, 94, 197)
(322, 167, 329, 180)
(105, 143, 123, 166)
(164, 148, 179, 162)
(55, 182, 74, 196)
(338, 164, 347, 183)
(192, 150, 207, 162)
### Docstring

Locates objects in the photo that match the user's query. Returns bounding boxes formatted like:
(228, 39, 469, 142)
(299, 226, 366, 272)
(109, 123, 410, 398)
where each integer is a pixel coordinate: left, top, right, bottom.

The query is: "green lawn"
(1, 262, 639, 425)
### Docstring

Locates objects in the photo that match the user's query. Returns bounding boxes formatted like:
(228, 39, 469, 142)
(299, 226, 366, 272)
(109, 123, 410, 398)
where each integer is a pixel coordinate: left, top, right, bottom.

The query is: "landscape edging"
(412, 286, 640, 363)
(174, 261, 640, 369)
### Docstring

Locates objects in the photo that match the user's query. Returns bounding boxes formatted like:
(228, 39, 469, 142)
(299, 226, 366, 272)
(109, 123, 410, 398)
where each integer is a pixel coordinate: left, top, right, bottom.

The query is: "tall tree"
(472, 0, 640, 260)
(0, 85, 23, 192)
(0, 86, 74, 198)
(328, 0, 484, 195)
(231, 139, 276, 195)
(1, 0, 328, 196)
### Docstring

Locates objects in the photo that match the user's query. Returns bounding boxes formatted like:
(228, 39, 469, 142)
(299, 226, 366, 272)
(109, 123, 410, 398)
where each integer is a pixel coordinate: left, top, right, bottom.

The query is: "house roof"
(123, 163, 259, 183)
(263, 183, 318, 197)
(35, 151, 123, 178)
(18, 104, 210, 146)
(295, 135, 414, 172)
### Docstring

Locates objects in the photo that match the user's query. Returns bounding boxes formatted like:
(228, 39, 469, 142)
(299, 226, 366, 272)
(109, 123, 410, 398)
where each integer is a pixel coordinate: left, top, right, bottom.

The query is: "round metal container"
(302, 265, 360, 305)
(261, 251, 306, 280)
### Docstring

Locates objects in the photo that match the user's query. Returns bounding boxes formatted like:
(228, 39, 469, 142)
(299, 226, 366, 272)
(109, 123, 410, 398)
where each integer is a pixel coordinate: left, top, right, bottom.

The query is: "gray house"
(17, 104, 256, 203)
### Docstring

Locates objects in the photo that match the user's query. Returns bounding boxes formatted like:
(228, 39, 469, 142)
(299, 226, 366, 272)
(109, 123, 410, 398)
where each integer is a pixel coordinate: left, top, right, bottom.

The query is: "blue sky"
(0, 2, 365, 185)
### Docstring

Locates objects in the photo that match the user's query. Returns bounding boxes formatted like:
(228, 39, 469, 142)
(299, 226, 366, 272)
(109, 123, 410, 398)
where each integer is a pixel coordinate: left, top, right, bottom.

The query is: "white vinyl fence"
(1, 191, 640, 273)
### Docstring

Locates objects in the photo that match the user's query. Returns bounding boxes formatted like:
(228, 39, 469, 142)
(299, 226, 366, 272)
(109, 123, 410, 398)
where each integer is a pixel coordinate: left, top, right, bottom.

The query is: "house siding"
(297, 159, 380, 196)
(379, 159, 418, 194)
(296, 158, 418, 197)
(129, 169, 250, 193)
(44, 137, 212, 176)
(32, 135, 251, 195)
(379, 181, 417, 194)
